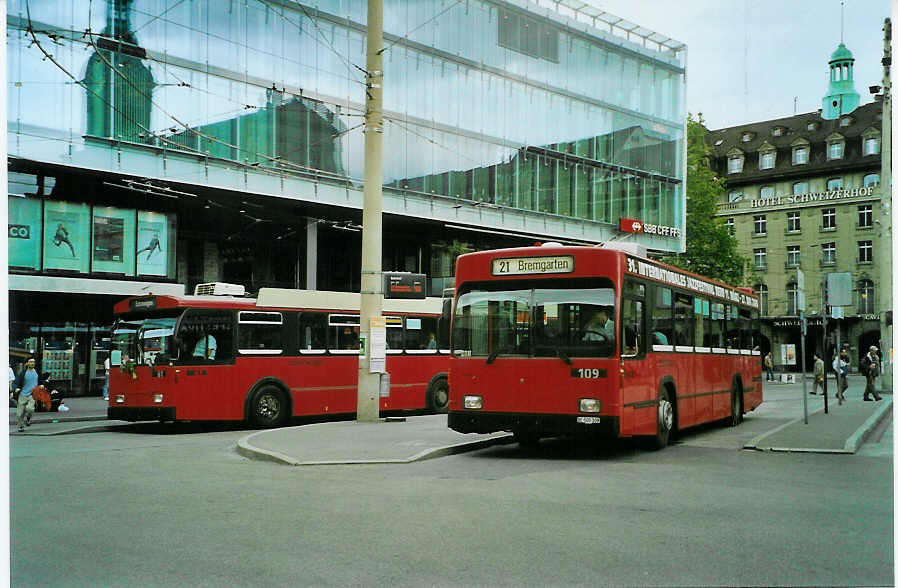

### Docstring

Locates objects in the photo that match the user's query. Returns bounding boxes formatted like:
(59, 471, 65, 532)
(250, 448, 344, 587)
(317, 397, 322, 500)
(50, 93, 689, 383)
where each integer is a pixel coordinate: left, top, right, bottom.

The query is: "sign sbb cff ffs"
(619, 217, 642, 233)
(383, 272, 426, 299)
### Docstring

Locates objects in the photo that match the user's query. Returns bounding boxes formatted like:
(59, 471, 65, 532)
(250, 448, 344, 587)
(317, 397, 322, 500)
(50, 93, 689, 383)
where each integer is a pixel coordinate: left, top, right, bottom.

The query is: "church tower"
(821, 42, 861, 119)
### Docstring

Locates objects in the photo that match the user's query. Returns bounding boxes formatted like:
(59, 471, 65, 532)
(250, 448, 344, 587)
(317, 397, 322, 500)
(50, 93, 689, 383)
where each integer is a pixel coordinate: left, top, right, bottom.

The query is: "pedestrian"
(764, 352, 774, 381)
(832, 349, 849, 404)
(811, 353, 824, 395)
(860, 345, 883, 401)
(103, 355, 110, 401)
(12, 357, 44, 432)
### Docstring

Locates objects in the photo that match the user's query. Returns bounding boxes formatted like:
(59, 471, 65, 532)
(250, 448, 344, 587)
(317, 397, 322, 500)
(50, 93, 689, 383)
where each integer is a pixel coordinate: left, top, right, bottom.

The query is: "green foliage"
(661, 114, 746, 286)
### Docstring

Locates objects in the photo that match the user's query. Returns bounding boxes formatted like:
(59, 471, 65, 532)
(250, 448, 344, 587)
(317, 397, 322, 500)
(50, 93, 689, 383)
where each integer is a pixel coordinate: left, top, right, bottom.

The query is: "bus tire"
(427, 377, 450, 413)
(250, 385, 286, 428)
(513, 430, 540, 448)
(652, 386, 675, 450)
(730, 381, 743, 427)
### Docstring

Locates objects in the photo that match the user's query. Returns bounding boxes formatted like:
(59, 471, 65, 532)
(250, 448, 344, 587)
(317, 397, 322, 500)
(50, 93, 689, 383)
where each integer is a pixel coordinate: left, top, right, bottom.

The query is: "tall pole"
(357, 0, 384, 422)
(878, 17, 892, 394)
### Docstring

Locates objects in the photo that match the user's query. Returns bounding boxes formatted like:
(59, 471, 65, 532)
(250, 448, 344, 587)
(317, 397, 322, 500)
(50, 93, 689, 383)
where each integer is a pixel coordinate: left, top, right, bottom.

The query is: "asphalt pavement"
(10, 376, 893, 463)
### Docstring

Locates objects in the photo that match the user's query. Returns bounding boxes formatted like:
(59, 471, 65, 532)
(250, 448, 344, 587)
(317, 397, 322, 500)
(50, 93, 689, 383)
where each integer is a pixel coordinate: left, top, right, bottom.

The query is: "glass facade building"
(9, 0, 686, 245)
(8, 0, 686, 395)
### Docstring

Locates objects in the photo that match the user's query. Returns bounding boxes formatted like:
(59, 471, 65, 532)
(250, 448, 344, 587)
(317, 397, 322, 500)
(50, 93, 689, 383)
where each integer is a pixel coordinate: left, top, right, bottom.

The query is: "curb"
(9, 422, 130, 436)
(744, 397, 892, 454)
(236, 431, 514, 466)
(8, 416, 108, 426)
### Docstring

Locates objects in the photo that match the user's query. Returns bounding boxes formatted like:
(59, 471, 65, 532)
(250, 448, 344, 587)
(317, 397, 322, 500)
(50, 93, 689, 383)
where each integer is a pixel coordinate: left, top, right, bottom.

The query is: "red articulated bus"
(447, 243, 762, 449)
(108, 285, 450, 426)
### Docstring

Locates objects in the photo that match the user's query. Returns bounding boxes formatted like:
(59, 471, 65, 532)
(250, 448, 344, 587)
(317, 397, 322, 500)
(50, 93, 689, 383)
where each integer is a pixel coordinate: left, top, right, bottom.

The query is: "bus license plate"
(576, 416, 601, 424)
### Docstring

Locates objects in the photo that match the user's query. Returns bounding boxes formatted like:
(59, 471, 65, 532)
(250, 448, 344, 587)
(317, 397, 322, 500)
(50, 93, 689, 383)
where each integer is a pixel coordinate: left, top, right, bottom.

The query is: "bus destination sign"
(625, 256, 759, 309)
(491, 255, 574, 276)
(129, 297, 157, 311)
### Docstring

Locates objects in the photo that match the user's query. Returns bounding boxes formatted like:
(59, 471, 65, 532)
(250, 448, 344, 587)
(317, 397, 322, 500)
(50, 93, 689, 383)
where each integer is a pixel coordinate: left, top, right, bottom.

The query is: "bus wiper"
(557, 349, 572, 365)
(486, 349, 501, 364)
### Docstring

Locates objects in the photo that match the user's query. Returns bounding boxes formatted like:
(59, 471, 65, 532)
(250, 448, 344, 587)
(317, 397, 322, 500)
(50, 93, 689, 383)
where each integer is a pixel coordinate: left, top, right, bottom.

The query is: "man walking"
(12, 357, 39, 432)
(811, 353, 825, 395)
(860, 345, 883, 401)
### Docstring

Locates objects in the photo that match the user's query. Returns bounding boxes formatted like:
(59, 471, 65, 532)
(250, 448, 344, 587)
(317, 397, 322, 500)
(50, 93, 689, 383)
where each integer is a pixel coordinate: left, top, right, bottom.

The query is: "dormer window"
(772, 126, 785, 137)
(827, 135, 845, 160)
(807, 121, 819, 131)
(840, 116, 854, 127)
(713, 139, 724, 147)
(727, 150, 744, 174)
(758, 143, 776, 170)
(862, 128, 882, 156)
(792, 143, 809, 165)
(741, 132, 754, 143)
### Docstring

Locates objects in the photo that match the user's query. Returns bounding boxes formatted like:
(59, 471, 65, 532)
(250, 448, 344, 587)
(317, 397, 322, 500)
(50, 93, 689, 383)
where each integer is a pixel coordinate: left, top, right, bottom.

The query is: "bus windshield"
(453, 278, 616, 359)
(112, 311, 183, 367)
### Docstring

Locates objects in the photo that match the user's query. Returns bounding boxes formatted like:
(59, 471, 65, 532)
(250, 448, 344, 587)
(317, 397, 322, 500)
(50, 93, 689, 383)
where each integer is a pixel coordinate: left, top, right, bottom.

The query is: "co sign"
(8, 224, 30, 239)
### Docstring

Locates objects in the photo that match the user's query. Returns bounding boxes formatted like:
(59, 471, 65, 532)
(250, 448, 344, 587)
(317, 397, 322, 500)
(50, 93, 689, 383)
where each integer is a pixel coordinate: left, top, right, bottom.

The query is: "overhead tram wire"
(377, 0, 465, 56)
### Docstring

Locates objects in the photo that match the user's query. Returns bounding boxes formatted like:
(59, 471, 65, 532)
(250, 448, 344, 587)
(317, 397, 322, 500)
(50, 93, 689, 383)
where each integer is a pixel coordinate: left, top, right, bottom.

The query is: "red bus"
(448, 244, 762, 448)
(108, 286, 450, 426)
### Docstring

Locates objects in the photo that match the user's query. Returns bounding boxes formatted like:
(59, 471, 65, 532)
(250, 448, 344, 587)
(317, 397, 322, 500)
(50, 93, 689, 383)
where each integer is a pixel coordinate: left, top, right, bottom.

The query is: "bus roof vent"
(600, 242, 648, 257)
(540, 241, 564, 247)
(194, 282, 246, 297)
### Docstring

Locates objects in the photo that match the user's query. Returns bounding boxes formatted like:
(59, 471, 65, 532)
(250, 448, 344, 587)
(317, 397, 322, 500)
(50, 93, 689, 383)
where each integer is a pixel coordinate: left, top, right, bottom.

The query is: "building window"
(754, 284, 769, 315)
(863, 173, 880, 187)
(741, 132, 753, 142)
(728, 155, 744, 174)
(857, 279, 875, 314)
(759, 149, 776, 170)
(787, 245, 801, 267)
(760, 185, 774, 199)
(840, 116, 854, 127)
(728, 190, 743, 203)
(787, 211, 801, 233)
(864, 136, 881, 155)
(498, 9, 559, 63)
(753, 215, 767, 235)
(807, 121, 818, 131)
(793, 181, 809, 195)
(753, 248, 767, 269)
(725, 217, 735, 236)
(822, 208, 836, 230)
(772, 127, 784, 137)
(822, 242, 836, 265)
(826, 177, 843, 191)
(858, 240, 873, 263)
(787, 282, 798, 315)
(858, 204, 873, 228)
(828, 140, 844, 160)
(792, 145, 809, 165)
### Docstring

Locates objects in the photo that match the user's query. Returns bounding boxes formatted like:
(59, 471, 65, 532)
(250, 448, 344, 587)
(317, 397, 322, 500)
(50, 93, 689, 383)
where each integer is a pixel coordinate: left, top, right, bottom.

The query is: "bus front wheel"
(251, 385, 286, 428)
(730, 384, 743, 427)
(652, 387, 674, 450)
(428, 378, 449, 413)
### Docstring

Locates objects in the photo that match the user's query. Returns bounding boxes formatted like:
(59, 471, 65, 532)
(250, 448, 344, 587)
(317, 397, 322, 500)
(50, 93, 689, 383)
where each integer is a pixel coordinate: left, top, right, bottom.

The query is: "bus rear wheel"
(428, 378, 449, 413)
(730, 384, 743, 427)
(652, 387, 674, 450)
(251, 385, 286, 428)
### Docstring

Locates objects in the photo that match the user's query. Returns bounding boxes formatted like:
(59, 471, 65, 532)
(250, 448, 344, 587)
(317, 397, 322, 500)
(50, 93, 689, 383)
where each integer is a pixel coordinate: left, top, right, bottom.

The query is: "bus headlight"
(115, 395, 125, 404)
(579, 398, 601, 413)
(463, 395, 483, 409)
(153, 394, 163, 404)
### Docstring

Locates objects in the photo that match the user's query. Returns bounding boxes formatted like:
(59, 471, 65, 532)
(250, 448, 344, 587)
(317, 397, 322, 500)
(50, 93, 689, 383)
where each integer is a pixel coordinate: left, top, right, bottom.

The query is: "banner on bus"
(626, 256, 759, 309)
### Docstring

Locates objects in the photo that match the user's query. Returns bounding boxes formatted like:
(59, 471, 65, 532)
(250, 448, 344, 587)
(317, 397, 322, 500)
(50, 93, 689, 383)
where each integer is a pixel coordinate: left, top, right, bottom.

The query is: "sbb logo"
(8, 225, 30, 239)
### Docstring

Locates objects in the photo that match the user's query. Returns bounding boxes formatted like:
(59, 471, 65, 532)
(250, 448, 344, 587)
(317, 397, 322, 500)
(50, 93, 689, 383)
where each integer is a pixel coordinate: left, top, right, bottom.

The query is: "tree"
(661, 114, 745, 285)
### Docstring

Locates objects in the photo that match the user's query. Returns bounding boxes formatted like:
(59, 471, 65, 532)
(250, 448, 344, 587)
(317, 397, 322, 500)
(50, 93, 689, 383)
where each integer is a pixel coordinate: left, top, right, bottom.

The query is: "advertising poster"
(43, 201, 90, 272)
(780, 343, 796, 365)
(8, 196, 42, 269)
(136, 211, 169, 276)
(92, 207, 135, 275)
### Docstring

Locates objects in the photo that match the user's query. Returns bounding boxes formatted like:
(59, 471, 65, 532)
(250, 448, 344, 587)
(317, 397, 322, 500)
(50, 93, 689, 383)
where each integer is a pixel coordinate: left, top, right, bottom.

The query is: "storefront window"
(43, 201, 91, 273)
(92, 206, 136, 276)
(137, 211, 176, 278)
(8, 196, 42, 269)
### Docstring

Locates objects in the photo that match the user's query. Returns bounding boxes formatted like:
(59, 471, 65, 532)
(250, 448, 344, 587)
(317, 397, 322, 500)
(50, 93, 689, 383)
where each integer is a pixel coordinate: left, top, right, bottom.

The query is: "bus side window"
(621, 298, 643, 357)
(651, 287, 673, 349)
(178, 309, 234, 364)
(298, 312, 327, 353)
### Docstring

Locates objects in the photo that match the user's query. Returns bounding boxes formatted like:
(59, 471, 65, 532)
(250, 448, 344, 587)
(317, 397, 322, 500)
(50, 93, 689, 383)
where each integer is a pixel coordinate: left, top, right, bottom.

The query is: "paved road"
(9, 387, 893, 587)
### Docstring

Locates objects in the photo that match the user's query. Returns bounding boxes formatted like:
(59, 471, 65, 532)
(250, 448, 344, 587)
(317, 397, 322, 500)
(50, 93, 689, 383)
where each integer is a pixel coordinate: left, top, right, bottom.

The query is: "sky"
(591, 0, 892, 130)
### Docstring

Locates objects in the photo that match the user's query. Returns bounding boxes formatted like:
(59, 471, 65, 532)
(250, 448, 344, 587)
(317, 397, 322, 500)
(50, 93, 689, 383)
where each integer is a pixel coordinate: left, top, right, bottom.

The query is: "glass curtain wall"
(8, 0, 685, 229)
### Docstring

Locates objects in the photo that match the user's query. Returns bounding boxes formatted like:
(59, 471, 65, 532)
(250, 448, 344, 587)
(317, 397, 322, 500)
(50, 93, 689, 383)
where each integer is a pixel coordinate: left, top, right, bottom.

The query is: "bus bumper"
(449, 411, 619, 438)
(108, 406, 176, 422)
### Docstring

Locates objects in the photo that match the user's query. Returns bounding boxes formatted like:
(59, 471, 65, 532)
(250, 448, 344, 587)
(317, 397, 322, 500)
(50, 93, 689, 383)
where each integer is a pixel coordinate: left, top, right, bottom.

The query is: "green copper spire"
(822, 42, 860, 119)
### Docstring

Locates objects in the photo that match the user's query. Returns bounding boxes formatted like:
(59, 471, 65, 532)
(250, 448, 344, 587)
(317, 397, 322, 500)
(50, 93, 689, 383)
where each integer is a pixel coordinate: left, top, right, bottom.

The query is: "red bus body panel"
(448, 245, 763, 440)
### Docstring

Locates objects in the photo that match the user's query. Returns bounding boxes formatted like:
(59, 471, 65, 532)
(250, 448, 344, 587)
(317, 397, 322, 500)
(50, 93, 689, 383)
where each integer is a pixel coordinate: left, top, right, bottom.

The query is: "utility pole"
(878, 17, 892, 394)
(357, 0, 384, 422)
